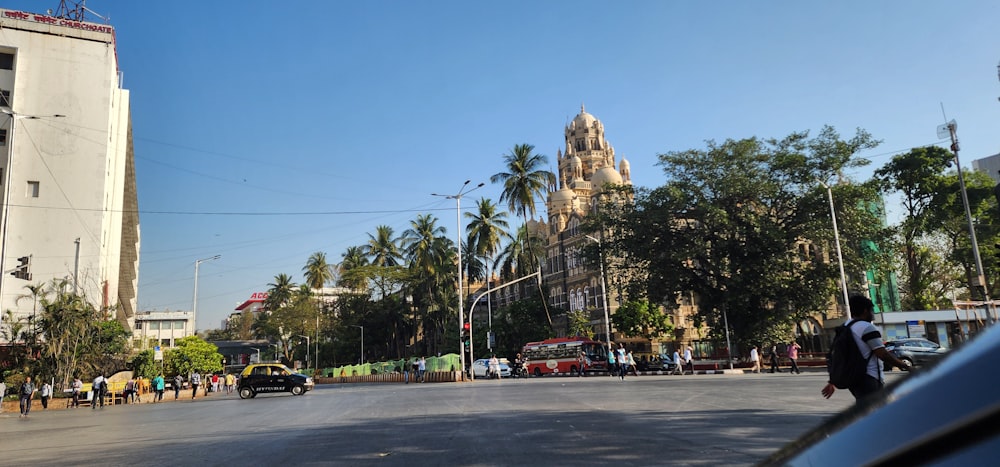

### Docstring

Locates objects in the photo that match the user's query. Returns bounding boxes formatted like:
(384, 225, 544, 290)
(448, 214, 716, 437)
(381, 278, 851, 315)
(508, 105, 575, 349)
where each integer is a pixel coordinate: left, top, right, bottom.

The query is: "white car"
(472, 358, 511, 378)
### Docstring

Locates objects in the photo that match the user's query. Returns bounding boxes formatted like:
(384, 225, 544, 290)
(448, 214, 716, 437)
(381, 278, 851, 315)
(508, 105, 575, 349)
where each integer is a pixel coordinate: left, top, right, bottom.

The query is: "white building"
(972, 152, 1000, 184)
(134, 310, 193, 349)
(0, 8, 139, 337)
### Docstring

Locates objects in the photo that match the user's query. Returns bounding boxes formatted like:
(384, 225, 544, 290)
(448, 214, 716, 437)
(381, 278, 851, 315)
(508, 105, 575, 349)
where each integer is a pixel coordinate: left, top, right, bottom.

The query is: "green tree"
(130, 349, 158, 380)
(338, 245, 370, 290)
(263, 273, 296, 311)
(566, 310, 594, 339)
(366, 225, 403, 267)
(593, 128, 885, 349)
(164, 336, 223, 376)
(303, 251, 336, 291)
(491, 296, 554, 359)
(491, 143, 555, 271)
(609, 300, 673, 340)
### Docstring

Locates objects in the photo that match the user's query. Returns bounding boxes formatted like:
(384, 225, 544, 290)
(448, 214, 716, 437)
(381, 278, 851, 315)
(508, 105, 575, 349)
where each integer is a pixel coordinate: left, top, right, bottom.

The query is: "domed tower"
(544, 105, 633, 346)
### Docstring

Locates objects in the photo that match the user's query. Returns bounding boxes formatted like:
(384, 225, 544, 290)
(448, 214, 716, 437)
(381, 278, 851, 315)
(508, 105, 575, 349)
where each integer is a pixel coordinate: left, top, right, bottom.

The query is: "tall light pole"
(584, 235, 613, 351)
(0, 109, 65, 308)
(192, 254, 221, 333)
(938, 120, 993, 321)
(432, 180, 484, 379)
(819, 180, 851, 320)
(350, 325, 364, 365)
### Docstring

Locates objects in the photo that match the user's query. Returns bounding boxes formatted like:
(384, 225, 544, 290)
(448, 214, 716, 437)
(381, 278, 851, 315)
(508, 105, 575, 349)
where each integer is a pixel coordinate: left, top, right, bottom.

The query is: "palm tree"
(490, 143, 555, 272)
(338, 245, 370, 290)
(465, 197, 510, 304)
(366, 225, 402, 267)
(303, 251, 336, 291)
(402, 214, 448, 278)
(494, 224, 552, 327)
(265, 273, 296, 311)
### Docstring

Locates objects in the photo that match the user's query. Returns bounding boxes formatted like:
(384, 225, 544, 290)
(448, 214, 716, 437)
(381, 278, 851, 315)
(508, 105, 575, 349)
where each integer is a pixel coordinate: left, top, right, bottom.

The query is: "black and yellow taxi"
(238, 363, 314, 399)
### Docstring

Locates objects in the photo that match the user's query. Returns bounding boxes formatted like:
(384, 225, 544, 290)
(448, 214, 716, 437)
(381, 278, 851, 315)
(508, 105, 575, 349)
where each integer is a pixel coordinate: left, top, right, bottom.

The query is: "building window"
(0, 53, 12, 70)
(161, 338, 172, 347)
(27, 181, 39, 198)
(174, 320, 185, 329)
(0, 128, 6, 145)
(148, 321, 160, 330)
(135, 321, 142, 330)
(0, 90, 9, 108)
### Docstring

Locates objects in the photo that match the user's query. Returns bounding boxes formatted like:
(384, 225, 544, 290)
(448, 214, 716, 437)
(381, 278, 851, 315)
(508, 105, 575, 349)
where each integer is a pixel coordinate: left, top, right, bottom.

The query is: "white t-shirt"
(749, 348, 759, 362)
(849, 320, 885, 381)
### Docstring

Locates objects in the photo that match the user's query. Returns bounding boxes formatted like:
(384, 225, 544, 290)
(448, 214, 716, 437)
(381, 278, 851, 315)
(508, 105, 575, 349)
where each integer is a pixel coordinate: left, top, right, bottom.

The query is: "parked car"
(238, 363, 314, 399)
(638, 354, 679, 372)
(472, 358, 511, 378)
(885, 338, 948, 369)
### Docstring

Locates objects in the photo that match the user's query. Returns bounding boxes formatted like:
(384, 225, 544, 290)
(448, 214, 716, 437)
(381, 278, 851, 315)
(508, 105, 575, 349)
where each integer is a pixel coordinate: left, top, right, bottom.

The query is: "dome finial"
(581, 103, 585, 113)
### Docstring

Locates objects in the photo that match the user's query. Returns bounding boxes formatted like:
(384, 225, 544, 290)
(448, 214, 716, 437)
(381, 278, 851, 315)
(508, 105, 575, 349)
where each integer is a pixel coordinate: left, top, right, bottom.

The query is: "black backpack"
(827, 320, 872, 389)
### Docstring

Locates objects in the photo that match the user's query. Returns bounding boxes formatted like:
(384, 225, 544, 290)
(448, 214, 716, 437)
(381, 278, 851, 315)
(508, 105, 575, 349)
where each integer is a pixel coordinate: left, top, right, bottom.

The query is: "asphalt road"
(0, 372, 901, 466)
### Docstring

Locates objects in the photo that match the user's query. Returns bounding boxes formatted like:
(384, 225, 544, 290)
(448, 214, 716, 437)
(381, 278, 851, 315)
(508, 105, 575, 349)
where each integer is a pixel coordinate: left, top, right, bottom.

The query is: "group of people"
(0, 376, 53, 418)
(403, 356, 427, 383)
(600, 343, 695, 380)
(748, 342, 803, 374)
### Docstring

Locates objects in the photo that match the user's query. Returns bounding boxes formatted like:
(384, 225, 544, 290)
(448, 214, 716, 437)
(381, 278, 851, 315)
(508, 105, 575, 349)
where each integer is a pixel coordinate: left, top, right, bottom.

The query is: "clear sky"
(6, 1, 999, 331)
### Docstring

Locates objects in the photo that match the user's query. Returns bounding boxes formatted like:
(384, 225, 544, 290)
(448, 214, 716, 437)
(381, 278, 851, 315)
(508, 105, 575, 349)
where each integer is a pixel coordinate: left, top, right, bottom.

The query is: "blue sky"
(7, 1, 999, 330)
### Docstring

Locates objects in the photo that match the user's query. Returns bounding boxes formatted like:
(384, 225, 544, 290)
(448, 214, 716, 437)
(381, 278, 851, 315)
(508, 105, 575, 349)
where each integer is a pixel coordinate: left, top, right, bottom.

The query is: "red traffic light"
(462, 322, 470, 331)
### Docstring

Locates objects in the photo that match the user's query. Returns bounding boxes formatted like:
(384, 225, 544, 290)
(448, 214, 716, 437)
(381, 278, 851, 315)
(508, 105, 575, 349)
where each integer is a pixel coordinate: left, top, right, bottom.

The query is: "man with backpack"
(822, 295, 910, 402)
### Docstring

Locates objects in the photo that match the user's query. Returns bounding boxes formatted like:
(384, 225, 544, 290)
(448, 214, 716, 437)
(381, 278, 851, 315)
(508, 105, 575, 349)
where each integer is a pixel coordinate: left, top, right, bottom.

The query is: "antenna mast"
(52, 1, 108, 23)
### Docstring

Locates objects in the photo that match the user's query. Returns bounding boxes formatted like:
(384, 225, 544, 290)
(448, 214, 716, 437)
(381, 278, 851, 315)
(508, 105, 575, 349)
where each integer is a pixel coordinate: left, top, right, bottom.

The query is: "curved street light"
(432, 180, 484, 379)
(192, 254, 221, 333)
(818, 180, 851, 320)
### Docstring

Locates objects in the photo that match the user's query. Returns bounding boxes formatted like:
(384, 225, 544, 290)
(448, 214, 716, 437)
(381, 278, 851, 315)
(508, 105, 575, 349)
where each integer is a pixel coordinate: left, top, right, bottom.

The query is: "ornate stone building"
(539, 105, 633, 346)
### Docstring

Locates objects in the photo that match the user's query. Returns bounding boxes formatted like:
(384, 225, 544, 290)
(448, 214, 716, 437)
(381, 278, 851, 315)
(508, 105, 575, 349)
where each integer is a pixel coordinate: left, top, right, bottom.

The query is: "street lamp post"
(939, 121, 993, 321)
(192, 254, 221, 334)
(269, 343, 279, 362)
(0, 109, 65, 308)
(351, 325, 364, 365)
(432, 180, 484, 379)
(819, 181, 851, 320)
(296, 335, 311, 370)
(584, 235, 612, 351)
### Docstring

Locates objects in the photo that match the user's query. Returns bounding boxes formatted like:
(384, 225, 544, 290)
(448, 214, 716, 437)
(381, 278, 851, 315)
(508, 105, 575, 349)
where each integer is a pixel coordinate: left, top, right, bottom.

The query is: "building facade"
(0, 8, 139, 337)
(133, 310, 193, 349)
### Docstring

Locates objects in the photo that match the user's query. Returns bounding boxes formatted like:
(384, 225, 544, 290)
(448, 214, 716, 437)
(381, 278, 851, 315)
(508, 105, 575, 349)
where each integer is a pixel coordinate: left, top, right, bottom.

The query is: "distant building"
(134, 310, 193, 349)
(0, 8, 139, 339)
(972, 152, 1000, 184)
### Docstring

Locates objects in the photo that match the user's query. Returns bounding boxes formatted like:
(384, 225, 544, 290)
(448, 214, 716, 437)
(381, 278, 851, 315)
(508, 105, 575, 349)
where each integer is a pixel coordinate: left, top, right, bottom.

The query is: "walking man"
(19, 376, 36, 418)
(71, 377, 82, 408)
(787, 341, 802, 374)
(749, 345, 761, 373)
(671, 349, 683, 375)
(190, 372, 201, 399)
(40, 380, 51, 409)
(153, 374, 165, 402)
(616, 344, 627, 380)
(683, 345, 694, 375)
(823, 295, 910, 402)
(173, 374, 183, 400)
(418, 356, 426, 383)
(607, 345, 617, 377)
(92, 374, 106, 409)
(768, 344, 783, 373)
(0, 380, 6, 413)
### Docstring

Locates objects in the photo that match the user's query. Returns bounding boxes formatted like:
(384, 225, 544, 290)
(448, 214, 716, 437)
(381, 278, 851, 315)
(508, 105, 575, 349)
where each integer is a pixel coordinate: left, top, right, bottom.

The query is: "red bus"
(522, 337, 608, 376)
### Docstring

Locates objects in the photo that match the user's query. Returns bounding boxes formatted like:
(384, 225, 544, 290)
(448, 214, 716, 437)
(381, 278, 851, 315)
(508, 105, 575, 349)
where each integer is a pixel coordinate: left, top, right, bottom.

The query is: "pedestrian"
(123, 377, 135, 404)
(418, 356, 426, 383)
(616, 344, 627, 381)
(225, 373, 235, 394)
(153, 374, 165, 402)
(71, 376, 82, 408)
(607, 345, 617, 377)
(683, 345, 694, 375)
(627, 351, 639, 377)
(40, 380, 51, 409)
(403, 358, 410, 384)
(92, 374, 105, 409)
(823, 295, 910, 402)
(211, 373, 220, 393)
(190, 372, 201, 399)
(173, 374, 183, 400)
(488, 354, 500, 379)
(0, 380, 6, 413)
(19, 376, 36, 418)
(749, 345, 761, 373)
(768, 344, 782, 373)
(787, 341, 802, 374)
(671, 349, 683, 375)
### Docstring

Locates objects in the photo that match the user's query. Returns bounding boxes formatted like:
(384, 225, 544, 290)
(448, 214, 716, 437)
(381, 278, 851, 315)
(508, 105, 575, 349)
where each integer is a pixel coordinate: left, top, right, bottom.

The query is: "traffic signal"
(461, 321, 471, 347)
(10, 255, 30, 280)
